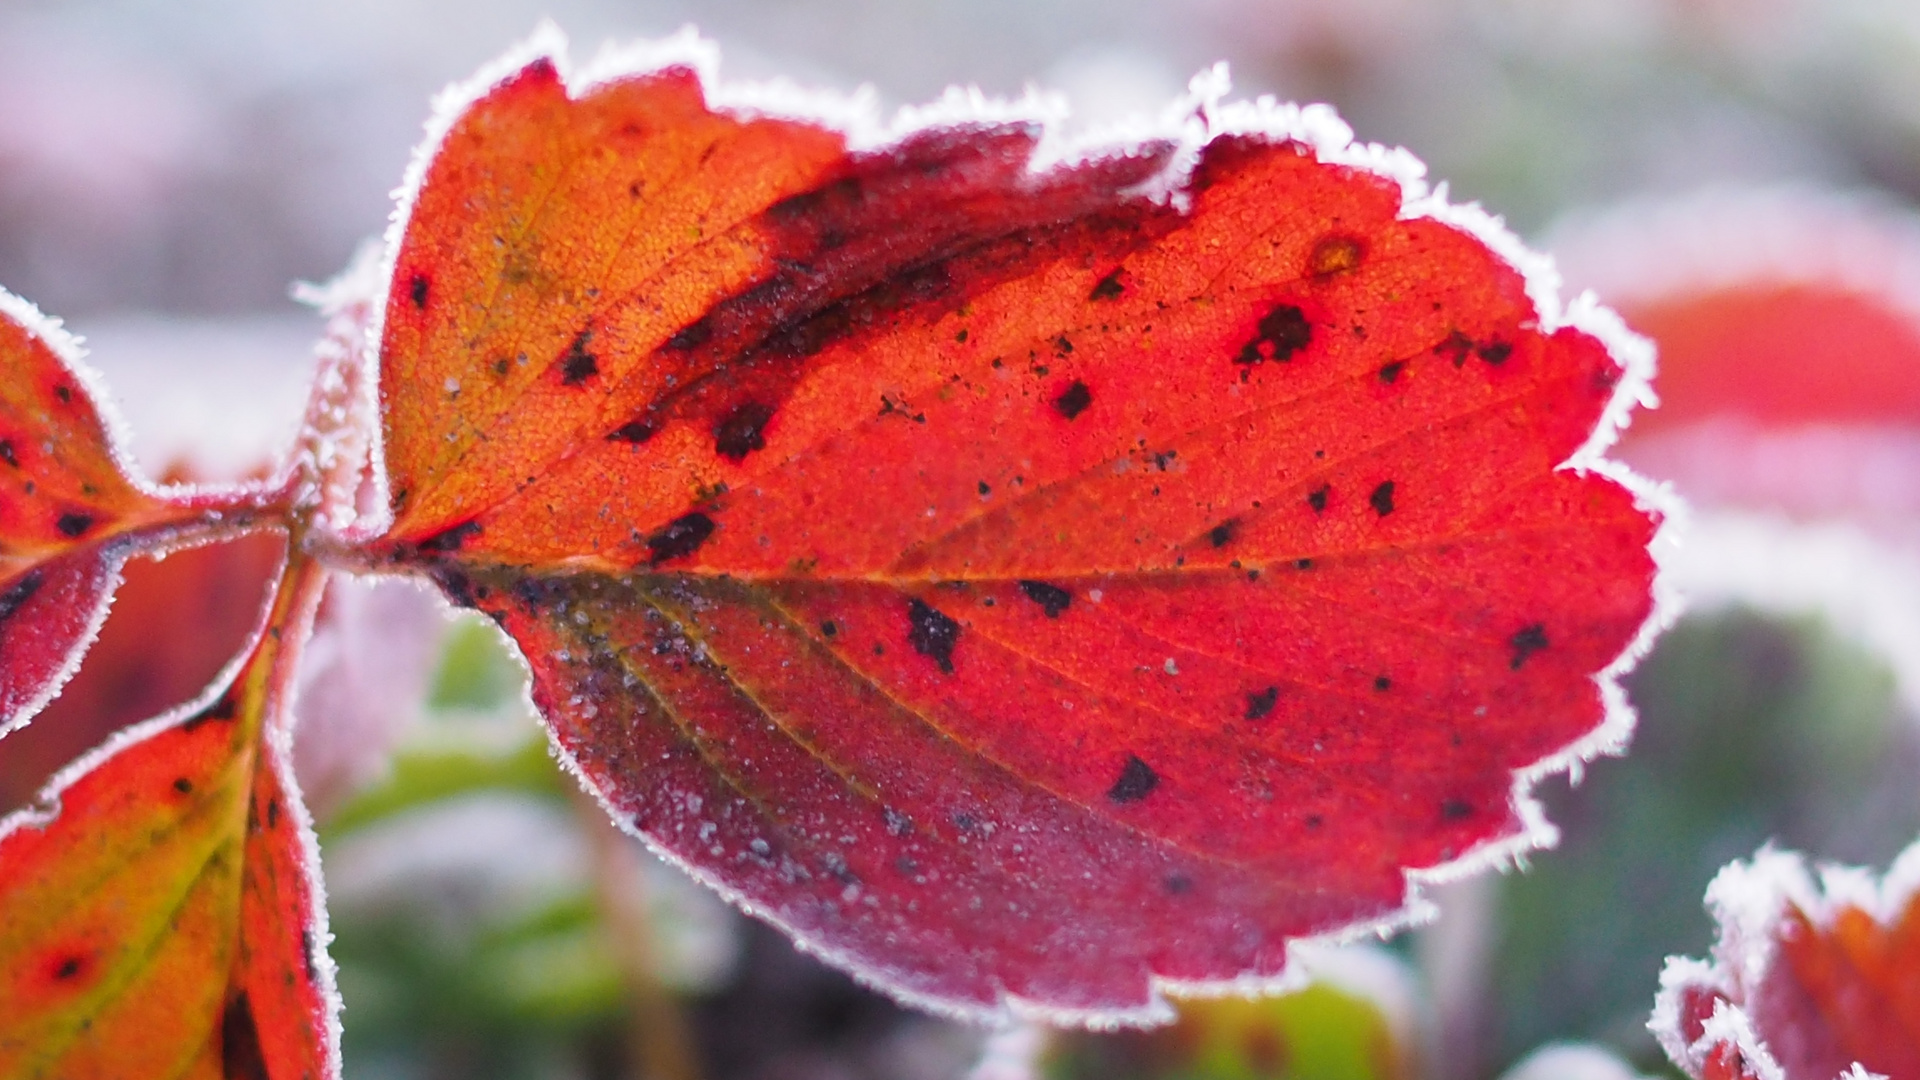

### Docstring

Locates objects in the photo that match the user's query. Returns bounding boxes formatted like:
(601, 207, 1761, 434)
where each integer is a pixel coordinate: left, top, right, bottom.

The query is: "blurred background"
(6, 1, 1920, 1078)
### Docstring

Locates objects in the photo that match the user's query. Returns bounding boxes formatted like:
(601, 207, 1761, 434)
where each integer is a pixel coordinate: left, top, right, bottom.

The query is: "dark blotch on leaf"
(1235, 303, 1311, 365)
(1378, 360, 1406, 383)
(1165, 873, 1193, 895)
(53, 385, 71, 404)
(667, 317, 713, 351)
(172, 777, 193, 794)
(0, 570, 43, 622)
(820, 619, 838, 639)
(607, 419, 655, 444)
(54, 513, 93, 539)
(906, 598, 960, 674)
(1442, 799, 1473, 820)
(1374, 675, 1392, 692)
(1053, 380, 1092, 420)
(222, 992, 271, 1080)
(714, 401, 776, 461)
(1369, 481, 1396, 517)
(561, 330, 599, 385)
(51, 954, 84, 981)
(417, 520, 482, 555)
(1108, 754, 1159, 804)
(1245, 686, 1278, 720)
(1090, 269, 1125, 301)
(0, 440, 16, 467)
(1435, 329, 1474, 367)
(1208, 520, 1237, 548)
(1476, 340, 1512, 365)
(1017, 580, 1071, 618)
(181, 692, 239, 733)
(409, 274, 429, 309)
(1509, 622, 1549, 670)
(1307, 485, 1330, 514)
(645, 512, 717, 566)
(267, 799, 280, 828)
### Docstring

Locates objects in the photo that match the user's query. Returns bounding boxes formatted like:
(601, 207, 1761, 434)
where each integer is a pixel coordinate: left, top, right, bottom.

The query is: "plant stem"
(570, 785, 705, 1080)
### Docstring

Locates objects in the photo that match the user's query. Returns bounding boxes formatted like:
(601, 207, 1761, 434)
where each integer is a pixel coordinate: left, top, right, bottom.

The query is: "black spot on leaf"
(1369, 481, 1395, 517)
(1164, 873, 1193, 895)
(1245, 686, 1278, 720)
(1053, 380, 1092, 420)
(222, 992, 271, 1080)
(1108, 754, 1159, 804)
(561, 331, 599, 385)
(667, 318, 713, 352)
(714, 401, 775, 461)
(1477, 340, 1512, 365)
(1374, 675, 1392, 692)
(1434, 329, 1473, 367)
(1509, 623, 1549, 670)
(1307, 485, 1329, 514)
(1235, 303, 1311, 365)
(0, 570, 42, 622)
(1017, 580, 1071, 618)
(172, 777, 193, 794)
(417, 520, 482, 554)
(1442, 799, 1473, 820)
(1378, 360, 1406, 383)
(1208, 520, 1237, 548)
(820, 620, 838, 638)
(54, 513, 93, 539)
(409, 274, 429, 309)
(52, 954, 84, 980)
(907, 598, 960, 674)
(607, 420, 655, 444)
(645, 512, 716, 565)
(53, 385, 71, 404)
(0, 440, 16, 467)
(1090, 269, 1125, 301)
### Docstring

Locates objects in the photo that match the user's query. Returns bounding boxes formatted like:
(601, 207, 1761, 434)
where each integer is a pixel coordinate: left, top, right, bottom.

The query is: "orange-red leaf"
(0, 550, 337, 1079)
(374, 38, 1660, 1020)
(0, 294, 245, 735)
(1656, 842, 1920, 1080)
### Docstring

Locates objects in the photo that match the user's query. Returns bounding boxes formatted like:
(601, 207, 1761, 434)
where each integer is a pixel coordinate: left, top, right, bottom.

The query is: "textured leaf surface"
(0, 551, 337, 1079)
(0, 532, 286, 814)
(0, 296, 216, 735)
(1655, 841, 1920, 1080)
(376, 43, 1659, 1018)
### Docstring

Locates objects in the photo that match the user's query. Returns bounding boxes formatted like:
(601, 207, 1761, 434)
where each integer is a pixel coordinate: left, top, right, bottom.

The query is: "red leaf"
(372, 36, 1661, 1020)
(0, 551, 338, 1078)
(1656, 841, 1920, 1080)
(0, 292, 260, 736)
(1553, 188, 1920, 522)
(0, 530, 285, 813)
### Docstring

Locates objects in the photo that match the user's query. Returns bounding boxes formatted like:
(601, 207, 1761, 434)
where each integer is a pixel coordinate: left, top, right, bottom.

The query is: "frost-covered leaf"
(0, 293, 253, 736)
(1654, 839, 1920, 1080)
(371, 32, 1660, 1020)
(0, 554, 337, 1079)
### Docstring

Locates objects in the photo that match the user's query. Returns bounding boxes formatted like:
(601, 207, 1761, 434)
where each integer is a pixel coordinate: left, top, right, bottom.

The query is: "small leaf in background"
(373, 34, 1660, 1019)
(1477, 609, 1920, 1074)
(0, 553, 335, 1079)
(0, 293, 232, 735)
(1654, 838, 1920, 1080)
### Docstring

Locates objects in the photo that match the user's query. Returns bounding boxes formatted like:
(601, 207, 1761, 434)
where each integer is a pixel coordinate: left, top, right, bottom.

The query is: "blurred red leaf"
(372, 39, 1659, 1020)
(1657, 841, 1920, 1080)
